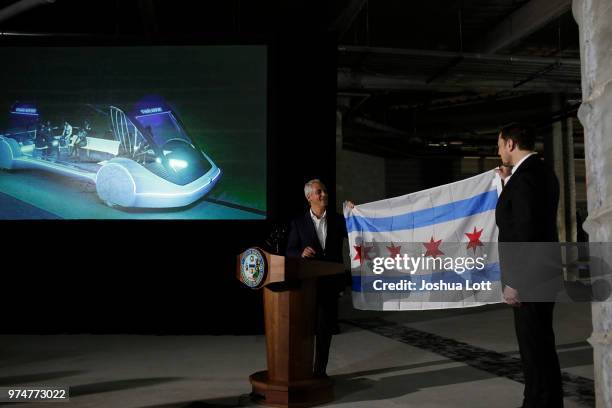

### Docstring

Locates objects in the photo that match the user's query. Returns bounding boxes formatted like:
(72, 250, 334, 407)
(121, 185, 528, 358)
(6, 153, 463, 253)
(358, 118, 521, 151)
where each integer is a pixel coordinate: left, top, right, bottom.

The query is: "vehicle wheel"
(96, 161, 137, 207)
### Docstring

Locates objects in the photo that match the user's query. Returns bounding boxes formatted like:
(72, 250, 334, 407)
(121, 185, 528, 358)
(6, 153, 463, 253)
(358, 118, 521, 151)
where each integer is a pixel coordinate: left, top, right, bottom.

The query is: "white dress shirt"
(310, 209, 327, 251)
(506, 152, 537, 184)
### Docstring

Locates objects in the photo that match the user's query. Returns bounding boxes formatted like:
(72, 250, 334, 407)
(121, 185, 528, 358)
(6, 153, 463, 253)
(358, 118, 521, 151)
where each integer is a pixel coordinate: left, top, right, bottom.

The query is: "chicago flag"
(344, 170, 504, 311)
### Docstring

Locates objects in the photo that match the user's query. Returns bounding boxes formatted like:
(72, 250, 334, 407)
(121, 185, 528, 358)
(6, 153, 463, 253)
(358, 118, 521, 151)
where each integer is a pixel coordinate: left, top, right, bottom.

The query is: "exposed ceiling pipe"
(338, 71, 581, 94)
(0, 0, 56, 24)
(353, 117, 409, 136)
(0, 31, 87, 37)
(330, 0, 368, 40)
(481, 0, 571, 54)
(339, 45, 581, 67)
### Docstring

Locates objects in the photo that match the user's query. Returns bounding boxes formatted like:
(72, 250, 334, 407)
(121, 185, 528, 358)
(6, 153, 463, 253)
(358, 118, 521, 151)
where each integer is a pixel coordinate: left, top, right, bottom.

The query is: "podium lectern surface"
(237, 248, 344, 407)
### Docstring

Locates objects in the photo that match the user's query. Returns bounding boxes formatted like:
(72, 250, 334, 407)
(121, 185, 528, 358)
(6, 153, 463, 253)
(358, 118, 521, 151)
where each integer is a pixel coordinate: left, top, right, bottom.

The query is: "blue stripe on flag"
(351, 262, 501, 293)
(346, 190, 498, 233)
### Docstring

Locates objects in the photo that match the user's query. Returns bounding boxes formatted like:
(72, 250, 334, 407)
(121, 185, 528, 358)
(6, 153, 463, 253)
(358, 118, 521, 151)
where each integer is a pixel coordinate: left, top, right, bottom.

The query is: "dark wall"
(386, 157, 461, 199)
(0, 4, 338, 334)
(270, 35, 339, 222)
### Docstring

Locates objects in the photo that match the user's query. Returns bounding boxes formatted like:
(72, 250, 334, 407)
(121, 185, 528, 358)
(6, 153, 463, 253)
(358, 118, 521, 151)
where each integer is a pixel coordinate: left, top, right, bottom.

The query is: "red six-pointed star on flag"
(465, 227, 484, 253)
(387, 243, 402, 257)
(353, 245, 373, 264)
(423, 236, 444, 258)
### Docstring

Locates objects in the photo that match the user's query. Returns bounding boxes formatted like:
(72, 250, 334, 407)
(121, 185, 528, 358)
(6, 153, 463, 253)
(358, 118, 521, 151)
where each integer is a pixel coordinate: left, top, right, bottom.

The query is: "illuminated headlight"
(156, 157, 162, 164)
(169, 158, 188, 171)
(52, 141, 59, 147)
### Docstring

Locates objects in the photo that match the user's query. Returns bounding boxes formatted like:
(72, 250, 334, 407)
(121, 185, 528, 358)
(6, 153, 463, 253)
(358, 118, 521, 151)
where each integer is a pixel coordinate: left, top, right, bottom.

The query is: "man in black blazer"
(495, 123, 563, 408)
(286, 179, 347, 377)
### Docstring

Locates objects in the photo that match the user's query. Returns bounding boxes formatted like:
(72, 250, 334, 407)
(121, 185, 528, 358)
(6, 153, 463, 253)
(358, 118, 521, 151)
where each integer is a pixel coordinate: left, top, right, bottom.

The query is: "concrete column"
(551, 95, 568, 242)
(563, 117, 577, 243)
(573, 1, 612, 407)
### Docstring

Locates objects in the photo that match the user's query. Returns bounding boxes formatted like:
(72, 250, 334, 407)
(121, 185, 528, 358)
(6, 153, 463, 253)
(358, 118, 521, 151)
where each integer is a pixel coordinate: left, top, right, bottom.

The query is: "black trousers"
(513, 302, 563, 408)
(313, 277, 341, 376)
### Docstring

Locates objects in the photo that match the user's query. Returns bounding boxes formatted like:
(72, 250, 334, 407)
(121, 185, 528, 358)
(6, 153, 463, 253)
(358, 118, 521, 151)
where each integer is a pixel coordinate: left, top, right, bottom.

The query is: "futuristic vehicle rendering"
(0, 102, 222, 208)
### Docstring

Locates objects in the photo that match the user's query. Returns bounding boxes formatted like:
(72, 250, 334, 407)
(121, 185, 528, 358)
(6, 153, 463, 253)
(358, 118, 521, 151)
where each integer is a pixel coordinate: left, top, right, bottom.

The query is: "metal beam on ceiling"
(339, 45, 581, 66)
(0, 0, 55, 23)
(426, 56, 464, 84)
(353, 116, 409, 136)
(330, 0, 368, 40)
(338, 46, 581, 94)
(338, 71, 581, 94)
(480, 0, 571, 53)
(389, 92, 531, 112)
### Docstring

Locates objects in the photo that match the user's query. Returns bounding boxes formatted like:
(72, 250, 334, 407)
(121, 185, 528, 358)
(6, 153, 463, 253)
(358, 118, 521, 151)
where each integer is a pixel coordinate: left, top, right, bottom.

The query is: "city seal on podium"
(240, 248, 267, 288)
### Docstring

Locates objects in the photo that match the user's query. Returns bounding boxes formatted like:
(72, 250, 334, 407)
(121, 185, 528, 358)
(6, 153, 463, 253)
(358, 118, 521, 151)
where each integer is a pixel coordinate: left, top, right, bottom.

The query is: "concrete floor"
(0, 299, 594, 408)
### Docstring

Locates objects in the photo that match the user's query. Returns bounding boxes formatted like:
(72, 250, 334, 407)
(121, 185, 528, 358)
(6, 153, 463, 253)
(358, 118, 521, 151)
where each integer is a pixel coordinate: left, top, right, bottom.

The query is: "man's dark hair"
(499, 122, 536, 151)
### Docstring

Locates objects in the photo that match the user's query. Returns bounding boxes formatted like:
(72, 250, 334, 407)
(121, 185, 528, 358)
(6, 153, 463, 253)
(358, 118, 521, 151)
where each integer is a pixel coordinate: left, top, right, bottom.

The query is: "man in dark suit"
(495, 123, 564, 408)
(286, 179, 347, 377)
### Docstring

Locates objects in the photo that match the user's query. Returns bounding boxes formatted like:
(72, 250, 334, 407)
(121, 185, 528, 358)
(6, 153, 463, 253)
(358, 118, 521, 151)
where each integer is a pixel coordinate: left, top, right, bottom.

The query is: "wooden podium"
(237, 248, 344, 408)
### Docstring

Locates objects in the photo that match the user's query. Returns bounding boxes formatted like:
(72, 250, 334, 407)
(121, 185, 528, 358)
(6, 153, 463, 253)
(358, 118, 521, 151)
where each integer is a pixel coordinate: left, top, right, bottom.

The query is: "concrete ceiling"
(0, 0, 583, 157)
(335, 0, 581, 157)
